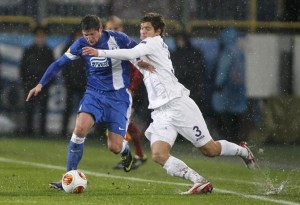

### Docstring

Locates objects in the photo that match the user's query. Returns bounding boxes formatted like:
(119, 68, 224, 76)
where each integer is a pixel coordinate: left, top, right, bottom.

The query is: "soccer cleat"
(132, 155, 147, 169)
(240, 141, 257, 169)
(121, 151, 134, 172)
(49, 181, 63, 190)
(112, 161, 123, 170)
(113, 155, 147, 170)
(180, 181, 213, 195)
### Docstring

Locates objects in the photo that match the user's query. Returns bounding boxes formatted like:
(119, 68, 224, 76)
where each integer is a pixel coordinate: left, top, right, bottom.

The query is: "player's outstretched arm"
(82, 45, 148, 61)
(26, 84, 43, 101)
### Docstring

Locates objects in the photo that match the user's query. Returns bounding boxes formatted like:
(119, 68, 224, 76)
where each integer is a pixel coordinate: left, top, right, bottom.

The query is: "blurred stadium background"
(0, 0, 300, 144)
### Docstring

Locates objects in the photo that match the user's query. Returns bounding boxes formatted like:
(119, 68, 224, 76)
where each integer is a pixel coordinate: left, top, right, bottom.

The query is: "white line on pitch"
(0, 157, 299, 205)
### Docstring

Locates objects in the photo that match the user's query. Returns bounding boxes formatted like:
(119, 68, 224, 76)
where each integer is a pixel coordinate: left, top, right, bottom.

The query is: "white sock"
(163, 156, 205, 184)
(71, 133, 86, 144)
(119, 140, 129, 155)
(218, 140, 248, 158)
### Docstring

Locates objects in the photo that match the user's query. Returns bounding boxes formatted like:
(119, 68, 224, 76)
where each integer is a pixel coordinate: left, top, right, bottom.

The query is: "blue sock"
(66, 134, 85, 171)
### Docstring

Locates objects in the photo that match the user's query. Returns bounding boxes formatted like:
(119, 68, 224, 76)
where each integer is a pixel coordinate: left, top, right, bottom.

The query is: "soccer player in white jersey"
(82, 12, 257, 195)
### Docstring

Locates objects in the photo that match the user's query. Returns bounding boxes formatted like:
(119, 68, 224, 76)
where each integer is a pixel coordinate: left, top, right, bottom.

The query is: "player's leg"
(105, 89, 134, 172)
(200, 140, 256, 169)
(128, 121, 144, 158)
(107, 131, 133, 172)
(150, 138, 212, 194)
(175, 95, 257, 169)
(127, 121, 147, 168)
(66, 112, 94, 171)
(49, 112, 94, 190)
(145, 106, 212, 194)
(151, 140, 205, 182)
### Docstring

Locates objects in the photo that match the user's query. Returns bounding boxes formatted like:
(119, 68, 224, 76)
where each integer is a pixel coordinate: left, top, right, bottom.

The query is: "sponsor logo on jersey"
(140, 41, 147, 44)
(90, 57, 109, 67)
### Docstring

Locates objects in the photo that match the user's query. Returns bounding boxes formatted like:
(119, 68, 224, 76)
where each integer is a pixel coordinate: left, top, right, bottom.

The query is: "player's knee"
(200, 145, 220, 157)
(74, 124, 89, 136)
(108, 143, 121, 154)
(200, 140, 221, 157)
(151, 151, 168, 165)
(107, 139, 123, 154)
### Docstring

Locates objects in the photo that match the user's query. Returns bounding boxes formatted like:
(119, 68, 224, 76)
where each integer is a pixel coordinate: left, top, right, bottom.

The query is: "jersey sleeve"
(38, 40, 83, 86)
(39, 55, 71, 86)
(64, 39, 82, 60)
(115, 32, 138, 49)
(99, 37, 155, 60)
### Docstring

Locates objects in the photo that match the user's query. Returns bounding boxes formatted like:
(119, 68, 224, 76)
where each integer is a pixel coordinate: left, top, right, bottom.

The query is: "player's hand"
(26, 84, 43, 101)
(82, 47, 98, 56)
(137, 60, 156, 73)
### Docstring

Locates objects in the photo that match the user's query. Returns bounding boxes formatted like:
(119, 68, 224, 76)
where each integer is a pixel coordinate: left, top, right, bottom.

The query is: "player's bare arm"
(26, 83, 43, 101)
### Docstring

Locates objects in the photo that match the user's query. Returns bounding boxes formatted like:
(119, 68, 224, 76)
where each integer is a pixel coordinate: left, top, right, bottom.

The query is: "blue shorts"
(78, 88, 132, 136)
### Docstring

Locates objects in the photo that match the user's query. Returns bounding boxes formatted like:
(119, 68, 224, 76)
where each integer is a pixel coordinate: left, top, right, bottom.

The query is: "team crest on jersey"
(90, 57, 109, 67)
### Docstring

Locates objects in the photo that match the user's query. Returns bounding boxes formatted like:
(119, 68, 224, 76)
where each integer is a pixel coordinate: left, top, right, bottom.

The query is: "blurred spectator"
(61, 27, 86, 136)
(212, 27, 247, 143)
(171, 32, 211, 118)
(20, 25, 54, 136)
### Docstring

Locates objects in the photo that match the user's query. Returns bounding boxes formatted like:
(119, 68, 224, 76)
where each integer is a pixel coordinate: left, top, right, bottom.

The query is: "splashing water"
(265, 180, 288, 195)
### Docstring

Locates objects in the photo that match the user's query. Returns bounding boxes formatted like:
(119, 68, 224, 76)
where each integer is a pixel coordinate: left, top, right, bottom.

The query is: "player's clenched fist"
(82, 47, 98, 56)
(26, 83, 43, 101)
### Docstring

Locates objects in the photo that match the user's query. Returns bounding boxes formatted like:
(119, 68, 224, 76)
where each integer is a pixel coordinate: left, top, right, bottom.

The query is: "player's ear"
(155, 28, 162, 36)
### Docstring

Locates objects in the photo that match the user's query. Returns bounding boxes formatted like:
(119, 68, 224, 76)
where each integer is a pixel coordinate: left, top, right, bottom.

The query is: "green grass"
(0, 136, 299, 205)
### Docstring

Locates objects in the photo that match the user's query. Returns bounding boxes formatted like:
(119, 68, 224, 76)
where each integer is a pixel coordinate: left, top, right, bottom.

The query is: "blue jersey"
(39, 30, 137, 92)
(38, 31, 137, 136)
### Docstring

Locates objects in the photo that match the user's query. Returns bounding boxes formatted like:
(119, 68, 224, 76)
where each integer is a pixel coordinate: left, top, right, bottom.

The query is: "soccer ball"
(62, 170, 87, 193)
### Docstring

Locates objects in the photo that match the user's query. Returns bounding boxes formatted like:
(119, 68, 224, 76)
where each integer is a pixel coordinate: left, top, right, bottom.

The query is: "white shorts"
(145, 96, 212, 148)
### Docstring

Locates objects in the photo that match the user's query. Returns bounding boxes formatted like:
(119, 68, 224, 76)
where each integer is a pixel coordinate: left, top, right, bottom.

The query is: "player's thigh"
(145, 109, 178, 147)
(105, 104, 129, 137)
(74, 112, 95, 135)
(174, 96, 212, 147)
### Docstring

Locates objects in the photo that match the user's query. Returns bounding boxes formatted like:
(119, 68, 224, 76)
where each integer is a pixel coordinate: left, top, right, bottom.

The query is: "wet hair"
(80, 14, 102, 31)
(140, 12, 165, 37)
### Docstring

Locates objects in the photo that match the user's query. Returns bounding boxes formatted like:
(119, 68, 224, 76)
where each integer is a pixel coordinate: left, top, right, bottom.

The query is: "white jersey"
(99, 36, 190, 109)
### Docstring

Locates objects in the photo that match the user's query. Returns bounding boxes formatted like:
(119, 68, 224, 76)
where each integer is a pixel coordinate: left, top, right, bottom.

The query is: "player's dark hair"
(140, 12, 165, 37)
(80, 15, 102, 31)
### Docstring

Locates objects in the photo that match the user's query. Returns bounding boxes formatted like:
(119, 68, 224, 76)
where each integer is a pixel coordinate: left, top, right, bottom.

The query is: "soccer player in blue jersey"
(26, 15, 137, 189)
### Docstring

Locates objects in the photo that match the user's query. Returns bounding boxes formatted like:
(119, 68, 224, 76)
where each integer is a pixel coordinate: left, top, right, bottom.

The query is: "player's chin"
(88, 41, 96, 46)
